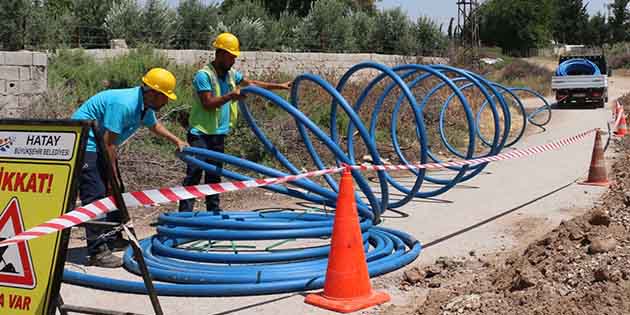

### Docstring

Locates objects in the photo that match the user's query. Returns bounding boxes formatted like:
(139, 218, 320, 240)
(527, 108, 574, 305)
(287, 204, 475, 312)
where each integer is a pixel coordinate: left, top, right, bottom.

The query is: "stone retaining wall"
(0, 51, 47, 118)
(81, 49, 448, 79)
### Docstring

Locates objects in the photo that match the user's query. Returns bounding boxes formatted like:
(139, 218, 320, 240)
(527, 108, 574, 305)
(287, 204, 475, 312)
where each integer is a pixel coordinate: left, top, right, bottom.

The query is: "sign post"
(0, 119, 88, 315)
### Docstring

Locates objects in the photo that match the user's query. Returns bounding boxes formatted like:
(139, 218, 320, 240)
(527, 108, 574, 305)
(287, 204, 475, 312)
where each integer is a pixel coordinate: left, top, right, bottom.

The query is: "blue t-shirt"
(71, 87, 157, 152)
(191, 68, 243, 135)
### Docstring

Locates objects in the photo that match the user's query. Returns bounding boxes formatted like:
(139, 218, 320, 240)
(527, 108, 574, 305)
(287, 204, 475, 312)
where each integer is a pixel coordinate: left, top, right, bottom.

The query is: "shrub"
(373, 7, 414, 55)
(104, 0, 143, 45)
(294, 0, 355, 52)
(174, 0, 220, 49)
(140, 0, 177, 47)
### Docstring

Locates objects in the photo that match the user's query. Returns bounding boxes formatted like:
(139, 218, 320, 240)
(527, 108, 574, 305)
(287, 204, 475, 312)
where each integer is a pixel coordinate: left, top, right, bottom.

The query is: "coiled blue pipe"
(64, 62, 552, 296)
(556, 58, 601, 76)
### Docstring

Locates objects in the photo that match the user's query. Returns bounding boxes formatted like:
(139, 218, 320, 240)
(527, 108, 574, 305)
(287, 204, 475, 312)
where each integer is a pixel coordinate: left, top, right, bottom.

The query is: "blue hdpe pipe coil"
(64, 62, 552, 296)
(556, 58, 601, 76)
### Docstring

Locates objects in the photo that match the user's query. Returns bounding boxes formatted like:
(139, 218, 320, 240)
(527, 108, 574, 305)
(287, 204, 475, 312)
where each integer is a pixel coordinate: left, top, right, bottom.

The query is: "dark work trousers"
(179, 132, 225, 212)
(79, 151, 122, 255)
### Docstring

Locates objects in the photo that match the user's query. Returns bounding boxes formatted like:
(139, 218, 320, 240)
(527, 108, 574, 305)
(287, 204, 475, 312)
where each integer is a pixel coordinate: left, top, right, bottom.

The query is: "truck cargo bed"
(551, 75, 607, 90)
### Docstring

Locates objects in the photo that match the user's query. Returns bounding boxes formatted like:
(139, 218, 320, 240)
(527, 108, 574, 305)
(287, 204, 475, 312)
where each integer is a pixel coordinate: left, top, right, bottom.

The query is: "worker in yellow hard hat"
(179, 32, 292, 212)
(72, 67, 189, 268)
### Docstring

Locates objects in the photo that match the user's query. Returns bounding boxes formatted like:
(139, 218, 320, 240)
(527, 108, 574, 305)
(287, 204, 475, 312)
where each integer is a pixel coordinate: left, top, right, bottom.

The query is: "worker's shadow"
(208, 294, 302, 315)
(64, 246, 90, 265)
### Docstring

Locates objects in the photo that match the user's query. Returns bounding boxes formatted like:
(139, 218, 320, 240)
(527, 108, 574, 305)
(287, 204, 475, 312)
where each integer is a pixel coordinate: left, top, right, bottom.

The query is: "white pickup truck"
(552, 55, 609, 108)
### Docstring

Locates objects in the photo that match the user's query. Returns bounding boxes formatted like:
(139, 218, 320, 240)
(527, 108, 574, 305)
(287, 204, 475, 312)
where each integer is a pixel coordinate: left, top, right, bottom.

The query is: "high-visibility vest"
(189, 66, 238, 134)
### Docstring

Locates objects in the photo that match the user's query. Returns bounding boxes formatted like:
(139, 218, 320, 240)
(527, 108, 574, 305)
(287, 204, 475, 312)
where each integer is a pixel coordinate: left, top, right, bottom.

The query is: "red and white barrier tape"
(0, 167, 345, 247)
(0, 128, 599, 247)
(351, 128, 597, 172)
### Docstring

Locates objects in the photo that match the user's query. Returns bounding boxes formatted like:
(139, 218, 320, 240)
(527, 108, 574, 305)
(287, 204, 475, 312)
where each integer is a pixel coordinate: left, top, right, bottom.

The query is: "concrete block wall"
(0, 51, 47, 118)
(80, 49, 448, 82)
(0, 49, 443, 118)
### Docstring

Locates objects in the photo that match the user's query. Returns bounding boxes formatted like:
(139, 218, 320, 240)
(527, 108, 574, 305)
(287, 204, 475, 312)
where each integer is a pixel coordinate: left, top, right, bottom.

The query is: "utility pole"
(455, 0, 481, 68)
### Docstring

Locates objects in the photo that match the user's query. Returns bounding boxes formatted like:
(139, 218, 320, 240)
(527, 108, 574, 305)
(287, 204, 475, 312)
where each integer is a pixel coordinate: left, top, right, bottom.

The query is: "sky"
(376, 0, 611, 27)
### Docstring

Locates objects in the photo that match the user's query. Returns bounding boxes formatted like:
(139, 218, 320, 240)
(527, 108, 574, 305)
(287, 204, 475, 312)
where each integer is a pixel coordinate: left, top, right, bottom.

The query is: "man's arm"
(241, 78, 291, 90)
(102, 130, 119, 192)
(198, 90, 243, 110)
(149, 122, 189, 151)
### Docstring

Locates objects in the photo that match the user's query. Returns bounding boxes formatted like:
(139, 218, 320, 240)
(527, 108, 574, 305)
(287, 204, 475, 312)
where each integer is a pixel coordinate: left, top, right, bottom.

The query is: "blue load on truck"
(551, 54, 609, 108)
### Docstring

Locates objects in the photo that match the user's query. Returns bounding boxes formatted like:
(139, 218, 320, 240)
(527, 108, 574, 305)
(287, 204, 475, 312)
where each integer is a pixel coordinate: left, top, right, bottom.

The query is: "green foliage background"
(0, 0, 446, 56)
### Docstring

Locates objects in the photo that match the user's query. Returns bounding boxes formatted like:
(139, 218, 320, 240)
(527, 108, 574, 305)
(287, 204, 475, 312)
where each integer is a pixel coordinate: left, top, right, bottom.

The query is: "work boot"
(108, 236, 129, 252)
(88, 249, 123, 268)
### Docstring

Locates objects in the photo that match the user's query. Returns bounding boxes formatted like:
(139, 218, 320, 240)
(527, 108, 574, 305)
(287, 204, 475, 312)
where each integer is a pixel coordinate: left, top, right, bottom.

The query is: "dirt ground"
(378, 134, 630, 315)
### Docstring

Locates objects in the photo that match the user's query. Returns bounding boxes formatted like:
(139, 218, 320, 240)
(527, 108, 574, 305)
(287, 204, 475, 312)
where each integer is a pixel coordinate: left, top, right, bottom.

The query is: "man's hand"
(279, 81, 292, 90)
(176, 140, 190, 152)
(229, 88, 246, 101)
(149, 123, 190, 153)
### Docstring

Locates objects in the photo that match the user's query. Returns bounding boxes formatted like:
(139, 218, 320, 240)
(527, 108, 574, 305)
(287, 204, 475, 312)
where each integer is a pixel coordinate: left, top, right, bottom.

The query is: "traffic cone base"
(305, 290, 390, 313)
(578, 180, 610, 187)
(304, 169, 390, 313)
(580, 130, 610, 187)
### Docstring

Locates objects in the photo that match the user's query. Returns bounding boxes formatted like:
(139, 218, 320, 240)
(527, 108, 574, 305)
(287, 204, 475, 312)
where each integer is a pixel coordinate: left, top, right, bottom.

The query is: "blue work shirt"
(71, 87, 157, 152)
(190, 68, 243, 135)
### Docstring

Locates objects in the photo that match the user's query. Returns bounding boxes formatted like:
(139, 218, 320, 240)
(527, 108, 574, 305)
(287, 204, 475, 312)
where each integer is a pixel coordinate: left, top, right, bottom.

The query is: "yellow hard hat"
(142, 68, 177, 100)
(212, 32, 240, 57)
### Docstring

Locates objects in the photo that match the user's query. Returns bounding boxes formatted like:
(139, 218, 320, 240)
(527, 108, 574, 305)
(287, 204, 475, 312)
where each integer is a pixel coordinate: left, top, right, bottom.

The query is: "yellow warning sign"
(0, 120, 87, 315)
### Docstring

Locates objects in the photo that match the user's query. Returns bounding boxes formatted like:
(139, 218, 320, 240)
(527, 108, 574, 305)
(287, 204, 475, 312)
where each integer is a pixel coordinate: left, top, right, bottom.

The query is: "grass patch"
(486, 58, 553, 95)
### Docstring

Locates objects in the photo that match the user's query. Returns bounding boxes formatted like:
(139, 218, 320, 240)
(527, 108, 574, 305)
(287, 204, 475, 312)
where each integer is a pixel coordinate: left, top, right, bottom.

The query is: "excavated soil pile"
(398, 137, 630, 315)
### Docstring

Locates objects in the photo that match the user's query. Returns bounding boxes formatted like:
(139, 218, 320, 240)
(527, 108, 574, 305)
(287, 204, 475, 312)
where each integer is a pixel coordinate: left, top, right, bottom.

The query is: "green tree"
(45, 0, 73, 17)
(0, 0, 76, 50)
(213, 1, 268, 50)
(0, 0, 29, 50)
(262, 11, 300, 51)
(351, 10, 377, 52)
(480, 0, 553, 55)
(221, 0, 268, 22)
(41, 0, 76, 49)
(584, 12, 610, 46)
(103, 0, 142, 45)
(550, 0, 588, 44)
(141, 0, 176, 47)
(221, 0, 309, 17)
(412, 16, 447, 55)
(222, 0, 379, 17)
(294, 0, 355, 52)
(339, 0, 380, 14)
(175, 0, 220, 49)
(72, 0, 116, 48)
(609, 0, 630, 43)
(373, 7, 414, 54)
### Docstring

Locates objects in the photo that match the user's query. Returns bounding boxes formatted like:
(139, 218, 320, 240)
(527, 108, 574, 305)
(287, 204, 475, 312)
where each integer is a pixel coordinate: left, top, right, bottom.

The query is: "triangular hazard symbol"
(0, 197, 36, 289)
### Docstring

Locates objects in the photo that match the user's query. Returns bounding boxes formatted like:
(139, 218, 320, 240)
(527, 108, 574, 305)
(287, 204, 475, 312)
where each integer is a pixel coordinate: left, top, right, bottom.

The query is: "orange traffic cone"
(615, 113, 628, 137)
(304, 169, 390, 313)
(614, 102, 622, 120)
(580, 130, 610, 187)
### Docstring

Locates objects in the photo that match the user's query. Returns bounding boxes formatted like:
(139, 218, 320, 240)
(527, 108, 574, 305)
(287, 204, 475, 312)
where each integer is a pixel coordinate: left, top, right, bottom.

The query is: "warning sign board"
(0, 120, 88, 315)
